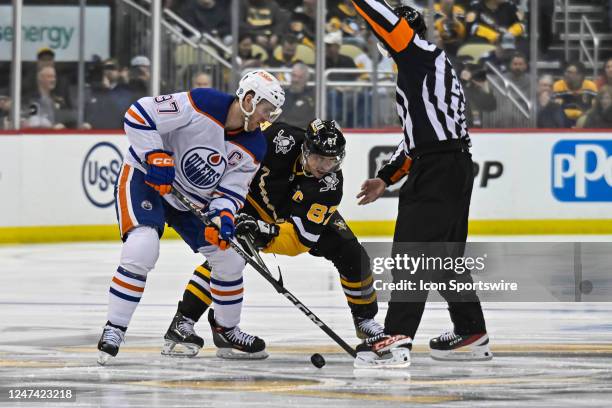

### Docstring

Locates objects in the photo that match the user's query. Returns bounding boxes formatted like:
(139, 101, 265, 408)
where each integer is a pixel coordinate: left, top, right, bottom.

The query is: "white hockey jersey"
(122, 88, 266, 215)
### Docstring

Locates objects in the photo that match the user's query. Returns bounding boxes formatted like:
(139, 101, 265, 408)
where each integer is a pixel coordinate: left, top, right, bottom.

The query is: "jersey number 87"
(307, 204, 337, 224)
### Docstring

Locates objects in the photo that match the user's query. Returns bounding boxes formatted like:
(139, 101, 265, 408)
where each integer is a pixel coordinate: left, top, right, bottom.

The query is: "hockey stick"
(171, 188, 357, 358)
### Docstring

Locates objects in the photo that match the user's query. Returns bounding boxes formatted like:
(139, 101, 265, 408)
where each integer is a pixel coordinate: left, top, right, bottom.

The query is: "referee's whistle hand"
(356, 178, 386, 205)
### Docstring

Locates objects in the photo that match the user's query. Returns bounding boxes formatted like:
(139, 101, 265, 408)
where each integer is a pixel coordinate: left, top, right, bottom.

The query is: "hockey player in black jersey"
(161, 119, 384, 359)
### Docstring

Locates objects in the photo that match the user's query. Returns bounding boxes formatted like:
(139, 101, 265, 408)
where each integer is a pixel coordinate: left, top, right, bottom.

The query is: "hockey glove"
(235, 213, 279, 249)
(204, 209, 235, 250)
(145, 150, 175, 195)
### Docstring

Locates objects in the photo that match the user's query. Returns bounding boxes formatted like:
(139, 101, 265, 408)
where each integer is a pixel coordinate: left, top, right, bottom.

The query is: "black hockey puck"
(310, 353, 326, 368)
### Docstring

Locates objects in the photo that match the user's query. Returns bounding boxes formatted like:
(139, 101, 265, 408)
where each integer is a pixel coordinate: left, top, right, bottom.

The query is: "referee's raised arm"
(351, 0, 414, 55)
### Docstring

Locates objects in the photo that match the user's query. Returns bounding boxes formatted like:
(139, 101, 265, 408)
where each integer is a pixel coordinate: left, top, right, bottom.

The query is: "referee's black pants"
(384, 149, 487, 339)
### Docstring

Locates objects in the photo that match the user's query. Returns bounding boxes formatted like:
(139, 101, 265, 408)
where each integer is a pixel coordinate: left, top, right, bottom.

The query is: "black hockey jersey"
(465, 0, 524, 43)
(245, 122, 343, 255)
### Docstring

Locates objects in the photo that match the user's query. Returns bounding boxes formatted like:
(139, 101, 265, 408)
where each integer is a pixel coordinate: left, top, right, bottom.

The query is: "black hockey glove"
(235, 213, 279, 249)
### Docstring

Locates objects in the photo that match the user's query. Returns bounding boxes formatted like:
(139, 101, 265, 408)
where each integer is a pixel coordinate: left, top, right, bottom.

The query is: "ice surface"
(0, 236, 611, 407)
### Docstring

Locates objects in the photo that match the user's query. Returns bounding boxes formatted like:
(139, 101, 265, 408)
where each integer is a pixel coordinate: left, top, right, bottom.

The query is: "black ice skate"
(97, 323, 126, 365)
(429, 331, 492, 361)
(354, 334, 412, 369)
(353, 316, 385, 339)
(161, 312, 204, 357)
(207, 309, 268, 360)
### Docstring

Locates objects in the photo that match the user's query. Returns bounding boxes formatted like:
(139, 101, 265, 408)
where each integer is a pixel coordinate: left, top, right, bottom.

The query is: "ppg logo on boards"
(552, 140, 612, 202)
(82, 142, 123, 208)
(181, 146, 226, 189)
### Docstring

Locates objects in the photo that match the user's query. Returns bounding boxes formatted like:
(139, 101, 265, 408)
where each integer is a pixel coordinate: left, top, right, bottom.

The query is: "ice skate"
(429, 331, 492, 361)
(208, 309, 268, 360)
(353, 316, 385, 339)
(161, 312, 204, 357)
(353, 334, 412, 369)
(97, 324, 126, 365)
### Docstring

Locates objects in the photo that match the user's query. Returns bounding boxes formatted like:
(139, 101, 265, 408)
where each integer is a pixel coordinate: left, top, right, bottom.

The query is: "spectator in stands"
(459, 62, 497, 127)
(237, 34, 267, 69)
(84, 59, 125, 130)
(23, 47, 51, 89)
(507, 52, 530, 97)
(241, 0, 288, 52)
(23, 47, 72, 110)
(480, 33, 516, 73)
(578, 85, 612, 129)
(36, 47, 55, 69)
(24, 66, 72, 129)
(465, 0, 525, 45)
(327, 0, 363, 44)
(595, 57, 612, 90)
(110, 55, 151, 118)
(191, 72, 212, 88)
(289, 3, 316, 48)
(176, 0, 230, 40)
(325, 30, 363, 126)
(433, 0, 467, 56)
(281, 62, 315, 128)
(536, 74, 567, 128)
(325, 31, 358, 81)
(268, 34, 300, 68)
(128, 55, 151, 98)
(553, 61, 598, 127)
(101, 58, 124, 90)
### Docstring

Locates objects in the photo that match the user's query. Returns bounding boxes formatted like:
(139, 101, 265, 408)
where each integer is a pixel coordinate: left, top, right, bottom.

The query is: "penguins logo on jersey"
(319, 173, 339, 192)
(334, 218, 348, 231)
(181, 147, 227, 189)
(273, 129, 295, 154)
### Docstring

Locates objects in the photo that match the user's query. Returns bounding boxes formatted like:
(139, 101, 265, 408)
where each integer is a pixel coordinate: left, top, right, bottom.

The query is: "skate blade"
(215, 348, 269, 360)
(161, 340, 201, 358)
(353, 348, 411, 369)
(97, 351, 113, 366)
(430, 345, 493, 361)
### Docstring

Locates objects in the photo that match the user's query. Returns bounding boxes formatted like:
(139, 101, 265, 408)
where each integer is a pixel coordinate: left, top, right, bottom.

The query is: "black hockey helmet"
(394, 5, 427, 38)
(302, 119, 346, 173)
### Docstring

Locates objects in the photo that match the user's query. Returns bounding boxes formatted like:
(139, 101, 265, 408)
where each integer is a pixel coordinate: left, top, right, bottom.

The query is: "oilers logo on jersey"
(181, 146, 227, 189)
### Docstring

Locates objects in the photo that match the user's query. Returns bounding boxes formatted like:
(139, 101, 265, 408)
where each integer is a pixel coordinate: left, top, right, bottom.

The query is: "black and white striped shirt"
(352, 0, 470, 155)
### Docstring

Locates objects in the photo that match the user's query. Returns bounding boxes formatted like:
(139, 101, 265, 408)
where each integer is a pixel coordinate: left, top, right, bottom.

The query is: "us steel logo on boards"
(552, 140, 612, 202)
(82, 142, 123, 208)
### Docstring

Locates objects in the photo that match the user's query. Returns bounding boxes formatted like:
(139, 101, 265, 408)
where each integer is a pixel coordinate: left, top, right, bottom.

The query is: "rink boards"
(0, 129, 611, 242)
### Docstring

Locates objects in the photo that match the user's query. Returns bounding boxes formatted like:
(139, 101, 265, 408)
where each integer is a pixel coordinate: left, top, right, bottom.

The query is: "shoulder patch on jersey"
(319, 172, 340, 192)
(188, 88, 234, 127)
(228, 129, 267, 164)
(273, 129, 296, 154)
(333, 217, 348, 231)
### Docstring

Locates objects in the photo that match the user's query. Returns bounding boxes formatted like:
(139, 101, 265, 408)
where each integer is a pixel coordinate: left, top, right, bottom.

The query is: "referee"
(353, 0, 491, 364)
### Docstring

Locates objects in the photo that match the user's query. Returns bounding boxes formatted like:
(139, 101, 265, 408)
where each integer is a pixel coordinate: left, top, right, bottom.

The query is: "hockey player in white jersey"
(97, 70, 285, 365)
